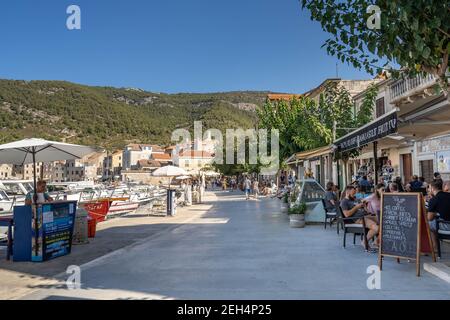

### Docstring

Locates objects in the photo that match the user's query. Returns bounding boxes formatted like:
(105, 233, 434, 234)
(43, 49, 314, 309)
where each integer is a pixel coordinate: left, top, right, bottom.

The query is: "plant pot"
(289, 214, 305, 228)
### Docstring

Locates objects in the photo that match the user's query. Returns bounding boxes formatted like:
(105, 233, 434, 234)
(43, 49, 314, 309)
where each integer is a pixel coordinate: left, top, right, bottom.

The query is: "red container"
(88, 218, 97, 238)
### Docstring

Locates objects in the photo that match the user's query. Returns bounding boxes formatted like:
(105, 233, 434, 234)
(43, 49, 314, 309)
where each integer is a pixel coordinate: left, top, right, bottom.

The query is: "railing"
(389, 73, 436, 101)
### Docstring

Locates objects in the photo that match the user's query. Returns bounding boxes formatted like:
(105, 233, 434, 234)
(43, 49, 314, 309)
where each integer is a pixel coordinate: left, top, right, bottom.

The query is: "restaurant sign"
(335, 111, 398, 153)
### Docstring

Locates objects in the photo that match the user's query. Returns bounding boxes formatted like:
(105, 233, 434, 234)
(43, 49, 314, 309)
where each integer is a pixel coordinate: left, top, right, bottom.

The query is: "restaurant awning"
(285, 145, 333, 165)
(333, 109, 399, 153)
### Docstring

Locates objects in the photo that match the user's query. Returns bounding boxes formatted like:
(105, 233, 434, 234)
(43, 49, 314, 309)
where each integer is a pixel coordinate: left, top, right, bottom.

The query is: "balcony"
(389, 74, 437, 104)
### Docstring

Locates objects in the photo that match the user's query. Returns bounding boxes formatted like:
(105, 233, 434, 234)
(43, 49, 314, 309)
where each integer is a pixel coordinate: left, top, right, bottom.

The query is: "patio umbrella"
(0, 138, 96, 197)
(0, 138, 96, 257)
(175, 175, 191, 180)
(152, 165, 188, 216)
(153, 165, 188, 187)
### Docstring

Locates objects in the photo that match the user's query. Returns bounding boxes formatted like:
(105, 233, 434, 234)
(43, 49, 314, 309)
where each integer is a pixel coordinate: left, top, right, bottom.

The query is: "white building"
(13, 163, 43, 180)
(123, 144, 165, 169)
(173, 150, 214, 173)
(64, 152, 106, 182)
(0, 164, 13, 180)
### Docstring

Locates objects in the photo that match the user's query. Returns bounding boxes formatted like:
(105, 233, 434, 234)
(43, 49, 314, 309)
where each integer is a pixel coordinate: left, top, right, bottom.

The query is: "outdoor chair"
(436, 219, 450, 258)
(335, 202, 344, 235)
(321, 199, 337, 230)
(337, 206, 369, 251)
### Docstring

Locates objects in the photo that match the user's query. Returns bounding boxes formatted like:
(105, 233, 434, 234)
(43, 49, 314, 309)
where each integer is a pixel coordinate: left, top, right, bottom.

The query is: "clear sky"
(0, 0, 372, 94)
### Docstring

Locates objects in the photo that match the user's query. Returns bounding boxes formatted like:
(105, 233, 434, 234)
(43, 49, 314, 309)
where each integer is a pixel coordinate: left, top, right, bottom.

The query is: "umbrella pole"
(32, 147, 38, 257)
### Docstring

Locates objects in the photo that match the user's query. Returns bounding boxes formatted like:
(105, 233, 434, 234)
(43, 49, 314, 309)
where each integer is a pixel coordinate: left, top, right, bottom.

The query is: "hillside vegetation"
(0, 80, 269, 150)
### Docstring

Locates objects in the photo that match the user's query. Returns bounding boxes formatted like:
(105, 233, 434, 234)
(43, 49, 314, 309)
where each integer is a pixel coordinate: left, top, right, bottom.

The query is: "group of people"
(323, 172, 450, 254)
(242, 176, 277, 200)
(212, 175, 278, 200)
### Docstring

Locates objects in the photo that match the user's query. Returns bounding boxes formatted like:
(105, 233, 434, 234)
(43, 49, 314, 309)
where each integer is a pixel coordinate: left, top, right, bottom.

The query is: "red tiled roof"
(126, 144, 164, 152)
(137, 159, 161, 168)
(152, 153, 172, 161)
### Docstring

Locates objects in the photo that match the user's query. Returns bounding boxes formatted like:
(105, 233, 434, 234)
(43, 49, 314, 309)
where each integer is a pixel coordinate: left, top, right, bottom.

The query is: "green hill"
(0, 80, 269, 150)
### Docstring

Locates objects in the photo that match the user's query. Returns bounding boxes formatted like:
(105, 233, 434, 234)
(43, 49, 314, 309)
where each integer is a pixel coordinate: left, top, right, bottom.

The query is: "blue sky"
(0, 0, 372, 93)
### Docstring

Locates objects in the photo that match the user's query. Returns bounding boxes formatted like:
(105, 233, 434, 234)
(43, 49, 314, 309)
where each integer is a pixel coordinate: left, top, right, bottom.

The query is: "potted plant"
(288, 202, 307, 228)
(281, 193, 289, 213)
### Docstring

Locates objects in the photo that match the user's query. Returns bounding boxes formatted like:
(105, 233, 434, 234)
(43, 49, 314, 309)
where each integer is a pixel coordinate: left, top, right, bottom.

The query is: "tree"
(257, 97, 330, 160)
(258, 85, 378, 162)
(300, 0, 450, 96)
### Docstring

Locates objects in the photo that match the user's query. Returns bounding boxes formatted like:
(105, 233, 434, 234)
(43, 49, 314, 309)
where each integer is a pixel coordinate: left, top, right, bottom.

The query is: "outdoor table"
(0, 215, 14, 261)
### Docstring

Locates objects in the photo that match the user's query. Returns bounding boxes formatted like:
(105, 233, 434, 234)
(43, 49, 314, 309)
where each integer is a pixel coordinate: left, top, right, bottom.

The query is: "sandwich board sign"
(378, 193, 436, 276)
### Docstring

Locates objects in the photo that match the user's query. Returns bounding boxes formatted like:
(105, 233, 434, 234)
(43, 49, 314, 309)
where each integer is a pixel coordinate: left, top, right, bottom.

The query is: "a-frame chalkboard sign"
(378, 193, 436, 276)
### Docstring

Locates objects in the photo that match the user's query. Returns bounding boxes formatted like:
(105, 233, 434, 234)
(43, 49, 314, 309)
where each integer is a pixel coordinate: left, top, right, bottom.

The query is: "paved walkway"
(0, 195, 216, 299)
(10, 191, 450, 299)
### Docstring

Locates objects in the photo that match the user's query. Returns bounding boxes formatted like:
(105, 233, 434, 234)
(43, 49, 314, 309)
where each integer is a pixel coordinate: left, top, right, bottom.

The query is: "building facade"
(0, 164, 13, 180)
(334, 72, 450, 187)
(173, 150, 214, 173)
(103, 150, 123, 180)
(123, 144, 164, 169)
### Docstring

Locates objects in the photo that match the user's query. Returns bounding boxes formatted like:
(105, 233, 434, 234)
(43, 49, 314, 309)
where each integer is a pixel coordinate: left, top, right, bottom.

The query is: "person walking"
(253, 179, 259, 200)
(244, 176, 251, 200)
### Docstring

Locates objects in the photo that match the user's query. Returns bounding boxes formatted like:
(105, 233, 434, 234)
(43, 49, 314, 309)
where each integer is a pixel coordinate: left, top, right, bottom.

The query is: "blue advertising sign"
(32, 201, 77, 262)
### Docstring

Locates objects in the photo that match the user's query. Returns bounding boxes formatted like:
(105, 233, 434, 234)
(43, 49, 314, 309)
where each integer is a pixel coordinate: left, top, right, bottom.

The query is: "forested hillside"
(0, 80, 269, 150)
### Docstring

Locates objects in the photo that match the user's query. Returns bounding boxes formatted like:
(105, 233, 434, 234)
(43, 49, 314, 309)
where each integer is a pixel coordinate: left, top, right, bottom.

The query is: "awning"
(285, 145, 333, 165)
(333, 109, 398, 153)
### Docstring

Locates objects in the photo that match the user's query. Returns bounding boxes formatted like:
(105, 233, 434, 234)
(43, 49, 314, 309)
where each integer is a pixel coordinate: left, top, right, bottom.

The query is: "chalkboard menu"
(380, 194, 419, 259)
(379, 193, 435, 276)
(32, 201, 77, 262)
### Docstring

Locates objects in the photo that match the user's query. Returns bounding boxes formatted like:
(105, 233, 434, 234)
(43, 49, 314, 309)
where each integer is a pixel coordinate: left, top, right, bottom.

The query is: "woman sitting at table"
(363, 183, 385, 216)
(25, 180, 54, 205)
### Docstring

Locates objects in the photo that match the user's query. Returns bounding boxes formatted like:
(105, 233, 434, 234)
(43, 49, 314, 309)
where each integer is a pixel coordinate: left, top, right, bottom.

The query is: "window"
(376, 97, 385, 118)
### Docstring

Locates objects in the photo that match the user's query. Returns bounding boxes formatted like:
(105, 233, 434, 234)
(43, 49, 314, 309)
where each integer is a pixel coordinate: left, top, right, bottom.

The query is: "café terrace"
(286, 73, 450, 189)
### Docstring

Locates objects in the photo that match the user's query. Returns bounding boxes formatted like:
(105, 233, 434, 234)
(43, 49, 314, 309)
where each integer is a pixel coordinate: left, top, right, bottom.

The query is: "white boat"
(0, 189, 23, 214)
(0, 180, 34, 204)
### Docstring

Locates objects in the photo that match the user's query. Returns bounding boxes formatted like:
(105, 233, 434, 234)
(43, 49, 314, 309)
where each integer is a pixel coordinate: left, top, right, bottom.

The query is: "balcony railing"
(389, 73, 436, 101)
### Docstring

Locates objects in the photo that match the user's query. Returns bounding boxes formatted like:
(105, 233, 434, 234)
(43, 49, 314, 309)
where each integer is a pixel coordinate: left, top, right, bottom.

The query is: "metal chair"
(321, 199, 337, 230)
(436, 219, 450, 258)
(337, 206, 368, 251)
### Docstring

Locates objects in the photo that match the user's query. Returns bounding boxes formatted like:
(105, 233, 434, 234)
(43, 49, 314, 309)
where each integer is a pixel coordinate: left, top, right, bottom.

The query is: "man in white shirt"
(244, 177, 251, 200)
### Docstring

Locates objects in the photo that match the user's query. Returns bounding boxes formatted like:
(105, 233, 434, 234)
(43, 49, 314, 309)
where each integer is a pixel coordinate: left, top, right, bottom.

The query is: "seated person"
(274, 185, 288, 199)
(427, 180, 450, 253)
(359, 176, 372, 190)
(388, 182, 398, 193)
(25, 180, 54, 205)
(409, 175, 423, 191)
(363, 183, 385, 217)
(443, 180, 450, 193)
(354, 186, 366, 201)
(324, 181, 338, 212)
(341, 186, 379, 250)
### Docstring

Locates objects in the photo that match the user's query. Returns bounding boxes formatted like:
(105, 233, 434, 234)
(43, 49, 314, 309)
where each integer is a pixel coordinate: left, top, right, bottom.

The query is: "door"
(401, 154, 413, 183)
(420, 160, 434, 183)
